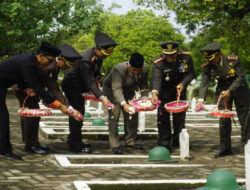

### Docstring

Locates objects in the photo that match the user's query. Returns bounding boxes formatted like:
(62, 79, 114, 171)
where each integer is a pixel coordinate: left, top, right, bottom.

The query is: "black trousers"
(62, 83, 85, 148)
(12, 85, 40, 148)
(157, 93, 186, 147)
(217, 86, 250, 151)
(0, 88, 12, 154)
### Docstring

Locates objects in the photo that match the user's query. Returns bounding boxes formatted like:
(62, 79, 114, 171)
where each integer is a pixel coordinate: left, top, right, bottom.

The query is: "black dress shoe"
(0, 153, 22, 160)
(39, 144, 49, 151)
(25, 146, 47, 154)
(81, 146, 92, 153)
(125, 144, 143, 150)
(112, 147, 123, 154)
(214, 150, 232, 158)
(70, 146, 92, 153)
(80, 141, 91, 148)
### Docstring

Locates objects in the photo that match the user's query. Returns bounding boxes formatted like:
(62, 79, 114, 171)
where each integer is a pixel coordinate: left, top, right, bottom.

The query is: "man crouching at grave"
(102, 53, 148, 154)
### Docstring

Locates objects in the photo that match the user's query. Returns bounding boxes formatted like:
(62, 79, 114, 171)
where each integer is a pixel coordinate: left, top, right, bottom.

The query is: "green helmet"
(92, 118, 105, 126)
(84, 112, 91, 118)
(196, 170, 245, 190)
(147, 146, 177, 163)
(118, 125, 124, 133)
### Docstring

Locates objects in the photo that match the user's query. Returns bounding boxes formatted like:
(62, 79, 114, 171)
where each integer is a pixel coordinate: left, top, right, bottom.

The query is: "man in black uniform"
(12, 44, 83, 154)
(196, 42, 250, 158)
(0, 42, 79, 160)
(62, 32, 117, 153)
(151, 41, 195, 152)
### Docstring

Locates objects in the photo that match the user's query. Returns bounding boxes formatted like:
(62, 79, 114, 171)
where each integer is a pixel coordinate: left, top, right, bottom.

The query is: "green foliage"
(71, 10, 186, 79)
(0, 0, 104, 59)
(135, 0, 250, 74)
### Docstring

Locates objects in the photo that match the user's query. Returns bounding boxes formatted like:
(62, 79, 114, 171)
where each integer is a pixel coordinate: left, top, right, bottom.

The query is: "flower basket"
(18, 108, 52, 117)
(208, 110, 235, 118)
(165, 100, 189, 113)
(82, 92, 101, 102)
(17, 96, 52, 117)
(208, 94, 235, 118)
(164, 89, 189, 113)
(128, 89, 160, 112)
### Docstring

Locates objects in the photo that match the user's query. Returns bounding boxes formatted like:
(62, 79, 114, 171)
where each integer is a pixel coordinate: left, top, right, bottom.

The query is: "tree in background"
(0, 0, 104, 60)
(71, 9, 186, 79)
(134, 0, 250, 73)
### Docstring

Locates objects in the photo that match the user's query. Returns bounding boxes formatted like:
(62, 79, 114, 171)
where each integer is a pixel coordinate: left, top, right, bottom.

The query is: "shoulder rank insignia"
(201, 62, 209, 68)
(227, 55, 239, 61)
(153, 56, 163, 64)
(91, 55, 97, 64)
(180, 51, 191, 55)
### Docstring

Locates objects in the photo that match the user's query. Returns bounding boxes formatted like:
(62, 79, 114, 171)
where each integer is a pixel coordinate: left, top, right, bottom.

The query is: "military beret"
(200, 42, 221, 61)
(95, 32, 117, 47)
(159, 41, 179, 55)
(38, 41, 61, 57)
(129, 53, 144, 68)
(59, 44, 82, 62)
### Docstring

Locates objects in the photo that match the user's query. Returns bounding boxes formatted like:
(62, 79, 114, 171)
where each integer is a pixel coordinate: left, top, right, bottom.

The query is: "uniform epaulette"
(226, 55, 239, 61)
(153, 57, 163, 64)
(90, 55, 97, 63)
(201, 62, 209, 69)
(180, 51, 191, 55)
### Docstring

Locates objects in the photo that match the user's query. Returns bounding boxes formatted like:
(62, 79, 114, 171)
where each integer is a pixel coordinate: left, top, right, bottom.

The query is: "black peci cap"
(129, 53, 144, 68)
(95, 32, 117, 47)
(200, 42, 221, 61)
(38, 41, 61, 57)
(59, 44, 82, 62)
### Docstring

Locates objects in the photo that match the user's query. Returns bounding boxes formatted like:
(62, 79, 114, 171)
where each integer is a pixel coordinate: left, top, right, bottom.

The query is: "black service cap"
(95, 32, 117, 48)
(200, 42, 221, 52)
(200, 42, 221, 61)
(159, 41, 179, 55)
(59, 44, 82, 62)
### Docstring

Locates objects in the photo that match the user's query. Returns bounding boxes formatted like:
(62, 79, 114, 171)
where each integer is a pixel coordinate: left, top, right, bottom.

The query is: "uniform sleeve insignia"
(91, 55, 96, 63)
(227, 55, 239, 61)
(153, 57, 163, 64)
(180, 51, 191, 55)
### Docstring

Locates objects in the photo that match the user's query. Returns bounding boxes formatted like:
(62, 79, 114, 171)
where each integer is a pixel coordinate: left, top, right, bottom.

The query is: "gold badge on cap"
(203, 52, 208, 57)
(167, 44, 173, 50)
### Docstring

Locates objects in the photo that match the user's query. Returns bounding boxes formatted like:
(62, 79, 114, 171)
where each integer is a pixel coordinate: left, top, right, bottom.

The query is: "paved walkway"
(0, 94, 246, 190)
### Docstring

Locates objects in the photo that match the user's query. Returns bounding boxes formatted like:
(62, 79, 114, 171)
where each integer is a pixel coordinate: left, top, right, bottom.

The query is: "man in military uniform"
(103, 53, 148, 154)
(151, 41, 195, 152)
(0, 42, 81, 160)
(12, 44, 83, 154)
(62, 32, 117, 153)
(196, 42, 250, 158)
